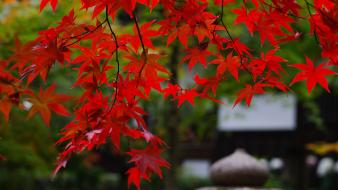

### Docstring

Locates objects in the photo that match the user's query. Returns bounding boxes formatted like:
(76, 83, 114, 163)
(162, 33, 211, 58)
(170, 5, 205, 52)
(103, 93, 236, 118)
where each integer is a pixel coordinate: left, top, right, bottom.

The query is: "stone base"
(196, 187, 281, 190)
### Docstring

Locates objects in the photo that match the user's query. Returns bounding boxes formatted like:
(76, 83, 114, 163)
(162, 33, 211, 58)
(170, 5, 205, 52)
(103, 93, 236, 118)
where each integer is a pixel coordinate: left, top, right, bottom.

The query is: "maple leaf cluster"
(0, 0, 337, 189)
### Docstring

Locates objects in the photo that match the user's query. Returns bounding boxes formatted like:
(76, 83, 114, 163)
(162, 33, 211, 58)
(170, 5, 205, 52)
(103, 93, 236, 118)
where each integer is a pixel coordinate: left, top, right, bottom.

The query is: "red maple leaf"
(182, 46, 211, 70)
(26, 85, 72, 126)
(290, 57, 336, 93)
(127, 167, 141, 190)
(225, 38, 251, 56)
(124, 50, 170, 81)
(159, 21, 191, 47)
(162, 84, 181, 98)
(194, 75, 221, 95)
(127, 145, 169, 189)
(176, 89, 200, 107)
(233, 7, 258, 35)
(40, 0, 58, 11)
(8, 1, 338, 190)
(81, 0, 137, 18)
(131, 21, 160, 51)
(233, 83, 269, 107)
(138, 0, 160, 10)
(210, 53, 240, 80)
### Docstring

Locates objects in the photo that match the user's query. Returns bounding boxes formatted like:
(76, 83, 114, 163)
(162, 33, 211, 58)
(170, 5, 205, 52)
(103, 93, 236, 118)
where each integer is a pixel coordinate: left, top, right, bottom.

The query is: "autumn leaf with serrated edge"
(26, 84, 72, 126)
(290, 57, 336, 93)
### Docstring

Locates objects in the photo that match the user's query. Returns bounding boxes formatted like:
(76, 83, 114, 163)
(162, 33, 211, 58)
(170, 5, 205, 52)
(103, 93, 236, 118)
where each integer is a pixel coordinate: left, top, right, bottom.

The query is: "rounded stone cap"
(210, 149, 269, 187)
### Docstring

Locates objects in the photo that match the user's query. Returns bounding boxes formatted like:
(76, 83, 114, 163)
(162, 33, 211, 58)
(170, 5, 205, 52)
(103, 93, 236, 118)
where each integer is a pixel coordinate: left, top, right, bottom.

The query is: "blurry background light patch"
(317, 157, 334, 177)
(218, 94, 296, 132)
(269, 158, 284, 170)
(181, 159, 210, 178)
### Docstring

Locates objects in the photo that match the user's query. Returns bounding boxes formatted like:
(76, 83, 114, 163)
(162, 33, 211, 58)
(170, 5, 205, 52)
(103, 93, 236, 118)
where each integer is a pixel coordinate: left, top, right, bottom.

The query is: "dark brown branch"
(218, 0, 250, 73)
(220, 0, 242, 61)
(132, 12, 148, 81)
(132, 13, 146, 54)
(105, 6, 120, 109)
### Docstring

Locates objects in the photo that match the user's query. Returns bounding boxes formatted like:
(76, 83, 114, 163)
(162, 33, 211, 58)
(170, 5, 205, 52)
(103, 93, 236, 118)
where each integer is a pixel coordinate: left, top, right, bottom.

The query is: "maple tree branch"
(216, 0, 268, 84)
(105, 6, 120, 108)
(0, 77, 17, 88)
(219, 0, 243, 62)
(217, 0, 253, 75)
(303, 0, 319, 44)
(63, 21, 106, 47)
(132, 12, 148, 82)
(133, 13, 146, 54)
(65, 22, 105, 40)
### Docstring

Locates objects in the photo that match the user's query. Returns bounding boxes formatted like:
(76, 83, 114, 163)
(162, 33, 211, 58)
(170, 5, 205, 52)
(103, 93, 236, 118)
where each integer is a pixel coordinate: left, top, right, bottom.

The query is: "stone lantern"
(197, 149, 280, 190)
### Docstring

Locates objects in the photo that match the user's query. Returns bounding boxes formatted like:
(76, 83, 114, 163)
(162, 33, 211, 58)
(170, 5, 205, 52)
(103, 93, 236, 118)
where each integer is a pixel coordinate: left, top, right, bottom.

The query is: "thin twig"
(105, 6, 120, 110)
(132, 12, 148, 79)
(64, 21, 106, 47)
(218, 0, 250, 73)
(303, 0, 319, 44)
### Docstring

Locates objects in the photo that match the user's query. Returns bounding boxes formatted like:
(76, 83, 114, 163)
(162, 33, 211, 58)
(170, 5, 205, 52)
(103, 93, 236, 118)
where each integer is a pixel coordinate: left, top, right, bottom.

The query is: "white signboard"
(218, 94, 297, 131)
(182, 159, 210, 178)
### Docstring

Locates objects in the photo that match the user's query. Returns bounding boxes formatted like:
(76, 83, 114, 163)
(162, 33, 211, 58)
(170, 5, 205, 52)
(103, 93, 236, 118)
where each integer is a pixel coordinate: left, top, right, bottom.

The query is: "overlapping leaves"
(0, 0, 337, 190)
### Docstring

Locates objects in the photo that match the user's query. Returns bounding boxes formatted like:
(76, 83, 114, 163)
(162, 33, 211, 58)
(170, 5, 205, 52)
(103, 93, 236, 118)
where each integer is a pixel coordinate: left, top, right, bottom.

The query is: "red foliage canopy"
(0, 0, 337, 189)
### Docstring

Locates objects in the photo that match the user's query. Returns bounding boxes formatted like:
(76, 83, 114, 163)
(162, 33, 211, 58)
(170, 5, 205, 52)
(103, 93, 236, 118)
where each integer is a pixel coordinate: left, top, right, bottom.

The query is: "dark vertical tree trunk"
(165, 43, 180, 190)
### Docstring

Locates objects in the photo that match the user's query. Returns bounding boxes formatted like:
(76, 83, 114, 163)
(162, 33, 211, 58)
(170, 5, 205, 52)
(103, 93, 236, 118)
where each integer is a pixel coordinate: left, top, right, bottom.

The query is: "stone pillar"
(196, 149, 280, 190)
